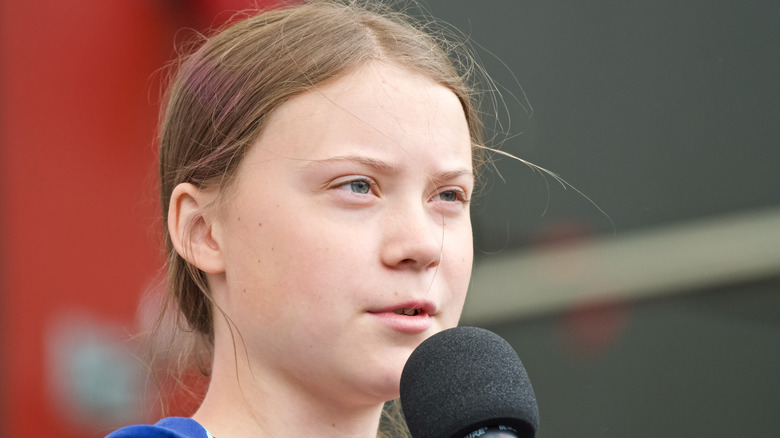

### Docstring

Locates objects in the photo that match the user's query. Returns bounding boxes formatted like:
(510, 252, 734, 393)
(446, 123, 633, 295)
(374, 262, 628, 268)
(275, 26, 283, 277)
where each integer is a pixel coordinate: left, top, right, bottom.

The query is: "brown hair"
(154, 0, 486, 433)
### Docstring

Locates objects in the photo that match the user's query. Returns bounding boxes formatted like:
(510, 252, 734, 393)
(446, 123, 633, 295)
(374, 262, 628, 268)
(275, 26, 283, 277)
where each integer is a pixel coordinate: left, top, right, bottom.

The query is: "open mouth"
(393, 308, 423, 316)
(369, 302, 435, 332)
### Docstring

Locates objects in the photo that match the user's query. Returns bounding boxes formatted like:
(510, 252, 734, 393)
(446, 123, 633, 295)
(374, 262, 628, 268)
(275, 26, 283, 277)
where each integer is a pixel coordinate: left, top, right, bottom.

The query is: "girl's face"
(210, 61, 474, 407)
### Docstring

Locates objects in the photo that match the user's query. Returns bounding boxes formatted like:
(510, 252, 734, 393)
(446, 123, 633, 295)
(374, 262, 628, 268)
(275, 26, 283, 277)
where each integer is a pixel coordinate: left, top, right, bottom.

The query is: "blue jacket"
(106, 417, 212, 438)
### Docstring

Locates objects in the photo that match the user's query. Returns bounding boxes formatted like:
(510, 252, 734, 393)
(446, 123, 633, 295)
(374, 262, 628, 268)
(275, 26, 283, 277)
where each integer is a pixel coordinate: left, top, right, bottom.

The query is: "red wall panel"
(0, 1, 172, 435)
(1, 0, 280, 434)
(0, 0, 237, 435)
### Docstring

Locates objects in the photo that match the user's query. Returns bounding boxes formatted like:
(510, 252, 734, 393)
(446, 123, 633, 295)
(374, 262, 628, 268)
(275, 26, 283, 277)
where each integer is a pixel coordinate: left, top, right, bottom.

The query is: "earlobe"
(168, 183, 225, 274)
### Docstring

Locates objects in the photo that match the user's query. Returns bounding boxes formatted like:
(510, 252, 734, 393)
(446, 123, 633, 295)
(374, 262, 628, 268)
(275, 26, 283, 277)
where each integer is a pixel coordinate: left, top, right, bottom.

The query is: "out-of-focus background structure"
(1, 0, 778, 437)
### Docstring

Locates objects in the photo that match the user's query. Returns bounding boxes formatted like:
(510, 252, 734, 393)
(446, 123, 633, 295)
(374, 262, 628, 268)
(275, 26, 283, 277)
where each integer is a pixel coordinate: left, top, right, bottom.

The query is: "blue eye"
(435, 189, 468, 203)
(438, 190, 460, 202)
(345, 180, 371, 194)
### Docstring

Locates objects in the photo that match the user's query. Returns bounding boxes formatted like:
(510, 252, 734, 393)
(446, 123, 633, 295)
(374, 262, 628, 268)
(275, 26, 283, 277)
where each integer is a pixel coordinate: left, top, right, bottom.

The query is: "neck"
(192, 347, 386, 438)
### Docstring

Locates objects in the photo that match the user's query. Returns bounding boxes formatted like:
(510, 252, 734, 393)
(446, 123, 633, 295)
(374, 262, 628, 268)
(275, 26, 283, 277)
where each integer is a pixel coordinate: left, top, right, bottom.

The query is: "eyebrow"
(303, 154, 474, 181)
(302, 154, 399, 173)
(431, 168, 474, 184)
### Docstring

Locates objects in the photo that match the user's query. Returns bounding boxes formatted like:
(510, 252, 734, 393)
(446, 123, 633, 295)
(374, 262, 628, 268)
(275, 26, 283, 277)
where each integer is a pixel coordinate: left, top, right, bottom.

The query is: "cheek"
(447, 223, 474, 297)
(246, 215, 357, 296)
(448, 221, 474, 269)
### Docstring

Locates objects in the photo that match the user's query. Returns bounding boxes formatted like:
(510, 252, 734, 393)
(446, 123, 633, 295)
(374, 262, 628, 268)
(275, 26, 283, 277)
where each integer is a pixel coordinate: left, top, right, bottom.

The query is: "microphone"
(400, 326, 539, 438)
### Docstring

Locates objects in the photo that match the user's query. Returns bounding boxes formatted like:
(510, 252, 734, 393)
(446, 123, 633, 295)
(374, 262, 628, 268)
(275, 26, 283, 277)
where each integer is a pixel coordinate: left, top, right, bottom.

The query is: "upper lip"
(368, 300, 438, 316)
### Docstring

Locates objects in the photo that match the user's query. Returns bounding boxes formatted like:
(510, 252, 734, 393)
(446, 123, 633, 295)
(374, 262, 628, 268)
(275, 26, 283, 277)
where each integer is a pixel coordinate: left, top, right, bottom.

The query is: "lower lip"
(368, 312, 433, 333)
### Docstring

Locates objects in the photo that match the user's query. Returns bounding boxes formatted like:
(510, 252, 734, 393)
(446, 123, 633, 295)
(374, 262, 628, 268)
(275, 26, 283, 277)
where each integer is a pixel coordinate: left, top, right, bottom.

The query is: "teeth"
(393, 308, 420, 316)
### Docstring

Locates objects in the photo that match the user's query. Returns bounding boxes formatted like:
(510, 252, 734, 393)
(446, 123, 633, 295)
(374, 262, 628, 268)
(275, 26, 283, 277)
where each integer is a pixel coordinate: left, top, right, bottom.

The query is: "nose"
(380, 203, 442, 271)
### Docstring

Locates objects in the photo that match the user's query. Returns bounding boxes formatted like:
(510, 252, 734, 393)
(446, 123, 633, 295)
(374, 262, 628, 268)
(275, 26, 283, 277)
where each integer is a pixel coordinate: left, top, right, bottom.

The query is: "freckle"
(257, 259, 261, 264)
(258, 222, 262, 227)
(242, 288, 247, 294)
(237, 217, 241, 221)
(394, 291, 399, 296)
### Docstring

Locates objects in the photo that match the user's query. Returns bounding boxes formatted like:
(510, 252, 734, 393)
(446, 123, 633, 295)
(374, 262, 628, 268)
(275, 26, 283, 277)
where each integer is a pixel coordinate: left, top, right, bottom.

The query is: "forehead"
(253, 61, 473, 165)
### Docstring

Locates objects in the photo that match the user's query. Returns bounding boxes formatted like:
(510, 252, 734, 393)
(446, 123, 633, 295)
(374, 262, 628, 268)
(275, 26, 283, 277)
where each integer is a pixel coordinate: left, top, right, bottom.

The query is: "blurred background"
(1, 0, 778, 437)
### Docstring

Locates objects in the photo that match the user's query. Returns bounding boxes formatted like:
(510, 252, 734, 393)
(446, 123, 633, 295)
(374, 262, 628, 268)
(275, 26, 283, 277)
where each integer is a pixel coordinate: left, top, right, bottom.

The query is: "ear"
(168, 183, 225, 274)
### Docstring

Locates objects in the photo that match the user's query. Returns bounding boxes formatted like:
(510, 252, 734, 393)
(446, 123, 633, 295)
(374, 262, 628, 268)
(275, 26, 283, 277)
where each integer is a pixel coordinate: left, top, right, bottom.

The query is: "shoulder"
(105, 417, 210, 438)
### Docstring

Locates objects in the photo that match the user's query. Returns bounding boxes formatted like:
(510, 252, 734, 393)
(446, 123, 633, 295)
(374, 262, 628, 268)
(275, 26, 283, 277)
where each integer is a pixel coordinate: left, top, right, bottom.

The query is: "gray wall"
(485, 278, 780, 437)
(420, 0, 779, 250)
(420, 1, 780, 436)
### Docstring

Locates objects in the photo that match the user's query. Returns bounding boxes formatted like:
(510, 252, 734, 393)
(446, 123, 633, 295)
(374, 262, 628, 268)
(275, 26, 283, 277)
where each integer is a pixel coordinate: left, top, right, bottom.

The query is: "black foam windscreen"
(400, 326, 539, 438)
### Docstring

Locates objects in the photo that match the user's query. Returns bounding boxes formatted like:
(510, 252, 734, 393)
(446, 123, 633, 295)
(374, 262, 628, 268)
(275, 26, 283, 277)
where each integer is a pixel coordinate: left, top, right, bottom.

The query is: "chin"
(360, 353, 409, 403)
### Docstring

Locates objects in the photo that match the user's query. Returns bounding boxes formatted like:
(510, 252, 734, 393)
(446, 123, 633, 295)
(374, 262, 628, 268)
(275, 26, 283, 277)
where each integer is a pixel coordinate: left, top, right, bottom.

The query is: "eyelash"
(333, 177, 470, 205)
(336, 177, 378, 196)
(434, 188, 470, 205)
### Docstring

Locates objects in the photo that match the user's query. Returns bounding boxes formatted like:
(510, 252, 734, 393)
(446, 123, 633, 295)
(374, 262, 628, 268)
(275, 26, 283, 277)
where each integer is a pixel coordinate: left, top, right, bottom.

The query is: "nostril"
(397, 255, 439, 270)
(379, 215, 442, 269)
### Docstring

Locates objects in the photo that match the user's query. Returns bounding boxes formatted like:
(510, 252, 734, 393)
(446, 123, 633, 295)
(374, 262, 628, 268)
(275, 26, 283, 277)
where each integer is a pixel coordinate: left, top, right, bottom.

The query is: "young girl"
(109, 1, 486, 436)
